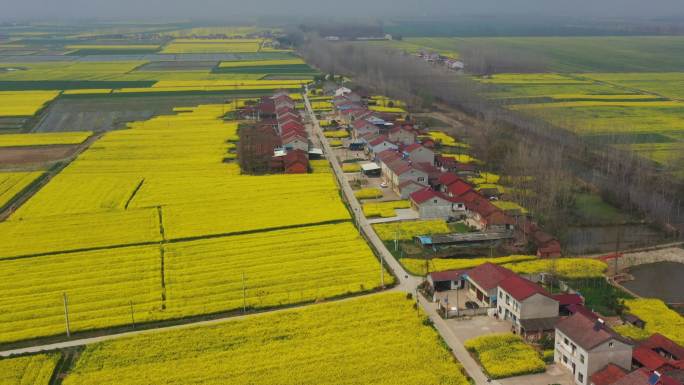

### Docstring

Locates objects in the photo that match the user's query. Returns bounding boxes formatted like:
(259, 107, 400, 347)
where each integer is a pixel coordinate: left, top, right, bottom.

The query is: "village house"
(334, 86, 352, 97)
(446, 179, 474, 198)
(404, 143, 435, 164)
(608, 368, 682, 385)
(465, 262, 515, 308)
(427, 270, 467, 300)
(271, 149, 308, 174)
(632, 334, 684, 372)
(496, 274, 560, 337)
(409, 188, 466, 219)
(282, 131, 309, 152)
(397, 179, 429, 199)
(463, 193, 514, 231)
(388, 125, 417, 145)
(436, 173, 461, 192)
(555, 313, 634, 385)
(368, 136, 399, 158)
(272, 94, 295, 110)
(385, 160, 429, 195)
(352, 119, 380, 139)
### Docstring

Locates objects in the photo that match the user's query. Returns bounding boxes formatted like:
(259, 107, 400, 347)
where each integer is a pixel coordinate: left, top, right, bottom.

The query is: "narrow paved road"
(303, 88, 493, 385)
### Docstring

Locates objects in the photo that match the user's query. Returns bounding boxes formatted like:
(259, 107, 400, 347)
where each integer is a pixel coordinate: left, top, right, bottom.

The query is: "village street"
(303, 87, 500, 385)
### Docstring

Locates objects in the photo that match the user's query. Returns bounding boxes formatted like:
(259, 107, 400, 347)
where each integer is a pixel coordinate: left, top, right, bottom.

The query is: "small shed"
(623, 313, 646, 329)
(360, 162, 381, 177)
(427, 269, 467, 292)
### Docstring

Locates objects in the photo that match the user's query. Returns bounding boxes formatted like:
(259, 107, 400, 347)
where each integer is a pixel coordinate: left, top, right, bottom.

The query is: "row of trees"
(298, 36, 683, 237)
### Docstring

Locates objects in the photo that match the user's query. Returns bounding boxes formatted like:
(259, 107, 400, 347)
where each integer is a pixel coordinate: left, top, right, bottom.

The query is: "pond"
(622, 261, 684, 304)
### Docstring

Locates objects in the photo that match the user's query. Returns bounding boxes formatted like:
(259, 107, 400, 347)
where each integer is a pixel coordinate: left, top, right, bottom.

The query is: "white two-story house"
(497, 275, 559, 338)
(555, 312, 633, 385)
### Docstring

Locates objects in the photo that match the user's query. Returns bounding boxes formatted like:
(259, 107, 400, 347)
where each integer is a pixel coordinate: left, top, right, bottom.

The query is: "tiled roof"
(498, 275, 554, 301)
(612, 368, 682, 385)
(466, 262, 515, 291)
(553, 293, 584, 306)
(429, 269, 467, 282)
(641, 334, 684, 361)
(634, 346, 669, 370)
(438, 173, 461, 186)
(410, 188, 450, 205)
(555, 312, 632, 351)
(590, 364, 629, 385)
(369, 136, 390, 146)
(567, 304, 599, 320)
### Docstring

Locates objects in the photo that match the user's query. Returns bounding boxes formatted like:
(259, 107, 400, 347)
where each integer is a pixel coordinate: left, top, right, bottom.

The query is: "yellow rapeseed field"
(0, 97, 388, 343)
(0, 245, 162, 343)
(363, 200, 411, 218)
(0, 353, 59, 385)
(373, 219, 451, 241)
(63, 293, 469, 385)
(401, 255, 538, 276)
(622, 298, 684, 345)
(465, 333, 545, 379)
(0, 91, 60, 117)
(0, 171, 43, 208)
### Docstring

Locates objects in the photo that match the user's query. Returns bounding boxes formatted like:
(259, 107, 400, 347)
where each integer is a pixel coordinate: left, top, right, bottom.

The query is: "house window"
(609, 342, 614, 348)
(563, 355, 568, 364)
(580, 354, 585, 364)
(564, 338, 569, 345)
(418, 177, 425, 182)
(578, 373, 584, 383)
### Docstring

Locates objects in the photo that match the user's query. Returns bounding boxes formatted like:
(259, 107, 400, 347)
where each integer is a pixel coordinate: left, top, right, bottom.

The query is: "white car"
(380, 182, 388, 188)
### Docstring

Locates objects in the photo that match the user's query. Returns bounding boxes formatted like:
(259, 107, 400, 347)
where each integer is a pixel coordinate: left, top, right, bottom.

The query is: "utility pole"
(242, 272, 247, 313)
(129, 301, 136, 329)
(63, 292, 71, 337)
(380, 252, 385, 288)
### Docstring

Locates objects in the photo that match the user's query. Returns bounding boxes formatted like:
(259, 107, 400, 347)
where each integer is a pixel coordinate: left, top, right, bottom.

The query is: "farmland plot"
(0, 131, 90, 147)
(163, 222, 390, 317)
(63, 293, 469, 385)
(0, 171, 43, 208)
(0, 353, 59, 385)
(0, 246, 162, 344)
(0, 208, 162, 259)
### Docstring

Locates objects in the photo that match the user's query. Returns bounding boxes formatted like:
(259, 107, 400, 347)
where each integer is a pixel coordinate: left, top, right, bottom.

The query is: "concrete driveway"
(446, 314, 512, 342)
(498, 364, 575, 385)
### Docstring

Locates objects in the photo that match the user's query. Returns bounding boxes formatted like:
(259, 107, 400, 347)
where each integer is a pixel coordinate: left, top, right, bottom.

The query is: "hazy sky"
(2, 0, 684, 21)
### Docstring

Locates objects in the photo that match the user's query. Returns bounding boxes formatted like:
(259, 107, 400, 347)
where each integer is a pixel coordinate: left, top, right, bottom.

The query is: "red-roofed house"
(465, 262, 515, 307)
(368, 136, 398, 157)
(271, 149, 308, 174)
(634, 347, 670, 371)
(446, 180, 474, 198)
(554, 294, 585, 315)
(352, 119, 379, 139)
(398, 180, 428, 199)
(384, 159, 428, 196)
(640, 334, 684, 362)
(388, 125, 417, 145)
(437, 172, 461, 191)
(282, 132, 309, 152)
(555, 313, 634, 385)
(409, 187, 466, 219)
(590, 364, 628, 385)
(404, 143, 435, 164)
(427, 269, 467, 293)
(610, 368, 682, 385)
(279, 120, 305, 135)
(496, 275, 559, 335)
(272, 94, 295, 110)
